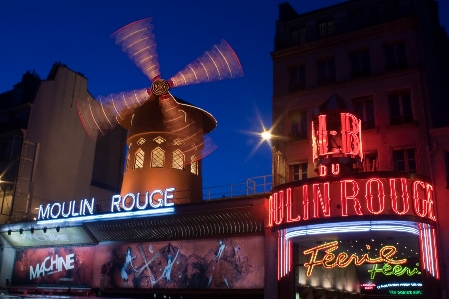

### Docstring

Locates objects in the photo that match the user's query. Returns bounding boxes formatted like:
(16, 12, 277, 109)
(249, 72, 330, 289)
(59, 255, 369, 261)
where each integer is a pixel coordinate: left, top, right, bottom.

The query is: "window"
(151, 147, 165, 168)
(153, 136, 166, 144)
(276, 151, 286, 185)
(318, 18, 335, 38)
(318, 57, 336, 85)
(290, 26, 306, 45)
(393, 148, 416, 172)
(363, 152, 378, 172)
(289, 65, 305, 91)
(126, 153, 130, 171)
(292, 163, 308, 181)
(134, 148, 145, 169)
(137, 138, 146, 145)
(389, 91, 412, 125)
(353, 96, 375, 129)
(172, 149, 184, 170)
(350, 50, 371, 78)
(384, 41, 407, 71)
(191, 155, 198, 175)
(289, 110, 307, 139)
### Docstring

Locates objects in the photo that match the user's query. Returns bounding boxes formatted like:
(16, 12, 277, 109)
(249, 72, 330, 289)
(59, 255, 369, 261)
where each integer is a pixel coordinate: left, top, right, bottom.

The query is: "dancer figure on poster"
(121, 247, 137, 286)
(213, 239, 225, 261)
(207, 239, 230, 288)
(155, 245, 181, 283)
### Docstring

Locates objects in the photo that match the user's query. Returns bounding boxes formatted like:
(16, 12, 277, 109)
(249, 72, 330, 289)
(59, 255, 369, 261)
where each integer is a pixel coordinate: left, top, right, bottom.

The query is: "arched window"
(151, 147, 165, 168)
(126, 153, 130, 171)
(134, 148, 145, 169)
(191, 155, 198, 175)
(172, 149, 184, 170)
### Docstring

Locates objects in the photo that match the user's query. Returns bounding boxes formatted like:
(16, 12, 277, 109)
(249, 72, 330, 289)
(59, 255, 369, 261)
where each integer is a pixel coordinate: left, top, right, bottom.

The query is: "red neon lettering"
(274, 191, 284, 225)
(313, 183, 331, 218)
(366, 178, 385, 215)
(340, 113, 361, 156)
(311, 121, 318, 162)
(331, 164, 340, 175)
(426, 184, 436, 221)
(318, 115, 328, 155)
(389, 178, 410, 215)
(319, 165, 327, 177)
(268, 195, 273, 227)
(340, 180, 362, 216)
(303, 241, 407, 277)
(413, 181, 428, 217)
(303, 185, 309, 221)
(286, 188, 300, 222)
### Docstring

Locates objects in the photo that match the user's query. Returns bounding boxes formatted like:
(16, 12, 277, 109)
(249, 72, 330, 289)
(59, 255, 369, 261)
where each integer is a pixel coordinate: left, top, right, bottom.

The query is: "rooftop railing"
(203, 175, 272, 200)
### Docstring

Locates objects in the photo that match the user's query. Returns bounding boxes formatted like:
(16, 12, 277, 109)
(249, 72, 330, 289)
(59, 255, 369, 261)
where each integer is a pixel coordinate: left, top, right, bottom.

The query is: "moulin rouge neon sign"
(38, 188, 175, 222)
(303, 241, 407, 277)
(268, 175, 436, 227)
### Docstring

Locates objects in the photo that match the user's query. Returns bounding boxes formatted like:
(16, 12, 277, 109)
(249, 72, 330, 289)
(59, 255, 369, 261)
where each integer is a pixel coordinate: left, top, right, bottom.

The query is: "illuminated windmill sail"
(77, 18, 243, 202)
(78, 18, 243, 164)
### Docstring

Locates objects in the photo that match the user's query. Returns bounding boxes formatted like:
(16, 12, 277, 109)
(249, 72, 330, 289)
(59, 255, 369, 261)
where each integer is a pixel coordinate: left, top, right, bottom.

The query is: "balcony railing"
(275, 0, 414, 50)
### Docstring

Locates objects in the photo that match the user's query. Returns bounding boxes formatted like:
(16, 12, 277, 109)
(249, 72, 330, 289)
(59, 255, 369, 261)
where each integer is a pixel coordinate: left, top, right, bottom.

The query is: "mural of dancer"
(94, 237, 263, 289)
(121, 247, 137, 287)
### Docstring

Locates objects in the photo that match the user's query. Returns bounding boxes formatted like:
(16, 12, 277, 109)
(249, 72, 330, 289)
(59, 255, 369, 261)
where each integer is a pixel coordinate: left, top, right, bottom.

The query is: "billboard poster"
(93, 236, 264, 289)
(1, 227, 95, 247)
(12, 247, 94, 286)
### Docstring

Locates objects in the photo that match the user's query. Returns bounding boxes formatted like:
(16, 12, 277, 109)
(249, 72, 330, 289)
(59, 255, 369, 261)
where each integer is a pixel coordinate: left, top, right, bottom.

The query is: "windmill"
(77, 18, 243, 203)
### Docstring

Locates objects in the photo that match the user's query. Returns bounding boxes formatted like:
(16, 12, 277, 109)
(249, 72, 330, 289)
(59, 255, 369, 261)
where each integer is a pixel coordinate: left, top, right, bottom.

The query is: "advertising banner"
(12, 247, 94, 286)
(2, 227, 95, 247)
(93, 236, 264, 289)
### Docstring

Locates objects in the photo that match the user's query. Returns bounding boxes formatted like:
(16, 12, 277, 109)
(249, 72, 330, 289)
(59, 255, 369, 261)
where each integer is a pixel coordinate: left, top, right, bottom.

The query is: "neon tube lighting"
(36, 207, 174, 225)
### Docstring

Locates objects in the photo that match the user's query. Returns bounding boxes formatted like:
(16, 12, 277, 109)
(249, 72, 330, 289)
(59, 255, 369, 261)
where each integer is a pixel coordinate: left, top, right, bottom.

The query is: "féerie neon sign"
(38, 188, 175, 222)
(268, 175, 436, 227)
(303, 241, 407, 277)
(368, 263, 421, 279)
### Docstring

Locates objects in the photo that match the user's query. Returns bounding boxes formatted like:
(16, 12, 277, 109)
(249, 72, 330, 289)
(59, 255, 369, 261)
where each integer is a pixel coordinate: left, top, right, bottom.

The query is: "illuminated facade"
(271, 0, 449, 298)
(0, 19, 267, 299)
(0, 63, 126, 224)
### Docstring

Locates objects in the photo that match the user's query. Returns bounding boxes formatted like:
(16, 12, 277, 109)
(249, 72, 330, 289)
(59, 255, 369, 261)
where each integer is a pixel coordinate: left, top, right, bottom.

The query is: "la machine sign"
(268, 173, 435, 227)
(37, 188, 175, 223)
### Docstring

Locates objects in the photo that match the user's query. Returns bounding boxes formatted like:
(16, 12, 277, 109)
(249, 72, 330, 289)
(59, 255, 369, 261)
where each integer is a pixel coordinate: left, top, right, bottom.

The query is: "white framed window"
(292, 163, 308, 181)
(134, 148, 145, 169)
(151, 147, 165, 168)
(172, 149, 184, 170)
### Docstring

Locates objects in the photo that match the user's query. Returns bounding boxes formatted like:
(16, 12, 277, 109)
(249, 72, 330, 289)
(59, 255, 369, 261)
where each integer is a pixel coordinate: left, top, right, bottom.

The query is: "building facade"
(271, 0, 449, 298)
(0, 63, 126, 223)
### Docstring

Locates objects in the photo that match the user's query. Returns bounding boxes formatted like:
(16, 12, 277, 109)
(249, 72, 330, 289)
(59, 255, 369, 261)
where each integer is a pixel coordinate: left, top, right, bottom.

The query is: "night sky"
(1, 1, 448, 189)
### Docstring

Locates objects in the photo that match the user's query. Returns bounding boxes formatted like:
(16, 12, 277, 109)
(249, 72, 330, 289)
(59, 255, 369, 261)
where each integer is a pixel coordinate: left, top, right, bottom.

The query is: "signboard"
(296, 237, 422, 295)
(358, 259, 423, 295)
(92, 236, 264, 289)
(269, 173, 435, 227)
(1, 227, 95, 247)
(37, 188, 175, 224)
(12, 247, 94, 286)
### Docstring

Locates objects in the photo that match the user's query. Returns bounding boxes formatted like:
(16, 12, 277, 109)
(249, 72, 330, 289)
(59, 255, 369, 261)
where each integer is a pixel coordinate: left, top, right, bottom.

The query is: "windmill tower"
(77, 18, 243, 204)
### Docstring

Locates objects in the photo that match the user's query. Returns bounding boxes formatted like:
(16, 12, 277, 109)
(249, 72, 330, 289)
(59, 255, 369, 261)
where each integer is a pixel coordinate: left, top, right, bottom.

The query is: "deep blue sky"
(1, 1, 448, 189)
